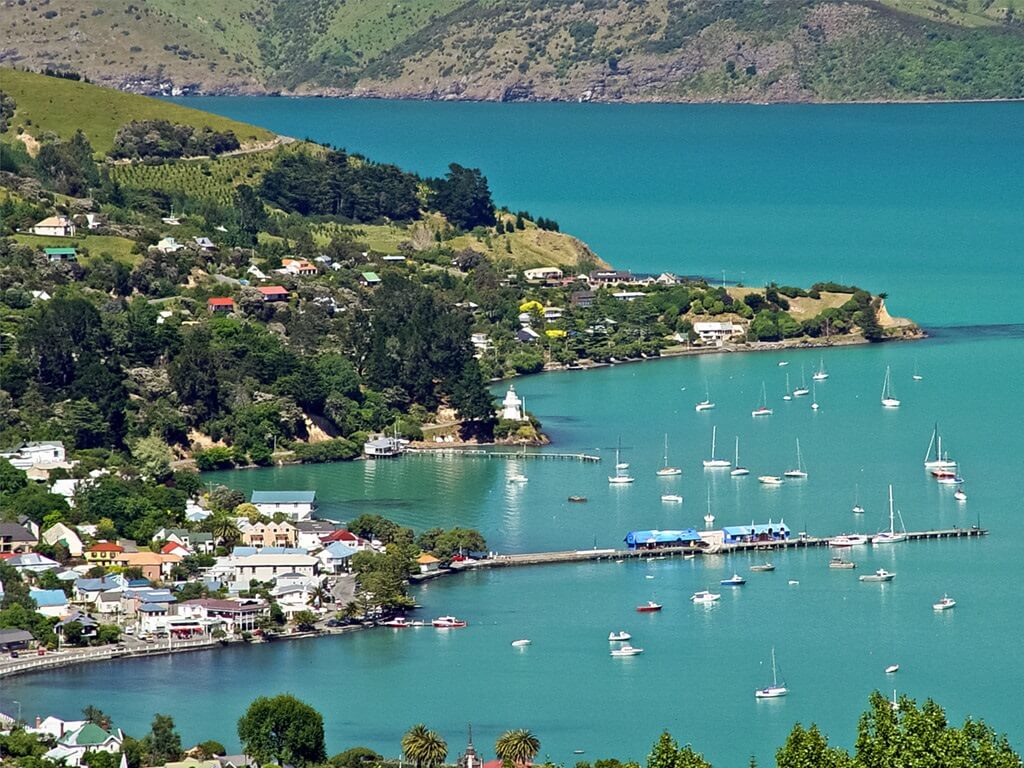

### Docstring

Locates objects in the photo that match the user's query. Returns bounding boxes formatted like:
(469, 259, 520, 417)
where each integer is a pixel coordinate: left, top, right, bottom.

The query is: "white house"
(28, 716, 87, 741)
(542, 306, 564, 321)
(0, 441, 66, 469)
(156, 237, 185, 254)
(174, 598, 267, 635)
(193, 236, 217, 251)
(31, 215, 76, 237)
(42, 522, 84, 557)
(250, 490, 315, 521)
(523, 267, 563, 283)
(611, 291, 646, 301)
(319, 541, 358, 574)
(693, 321, 738, 346)
(500, 385, 527, 422)
(231, 553, 319, 584)
(44, 723, 123, 767)
(30, 589, 69, 618)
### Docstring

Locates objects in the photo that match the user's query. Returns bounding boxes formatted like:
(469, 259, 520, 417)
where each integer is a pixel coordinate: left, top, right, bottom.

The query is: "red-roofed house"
(281, 258, 318, 276)
(257, 286, 289, 302)
(320, 529, 371, 550)
(207, 297, 235, 313)
(84, 542, 124, 566)
(160, 541, 190, 558)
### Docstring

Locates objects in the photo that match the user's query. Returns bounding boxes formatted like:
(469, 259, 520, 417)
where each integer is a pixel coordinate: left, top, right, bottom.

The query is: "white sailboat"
(730, 436, 749, 477)
(851, 484, 865, 514)
(703, 487, 715, 526)
(881, 366, 900, 408)
(754, 647, 788, 699)
(872, 485, 907, 544)
(783, 439, 807, 478)
(783, 373, 792, 401)
(656, 434, 682, 476)
(792, 365, 810, 397)
(810, 382, 820, 411)
(923, 423, 957, 469)
(608, 439, 634, 484)
(702, 425, 731, 468)
(695, 381, 715, 412)
(812, 356, 829, 381)
(912, 360, 923, 381)
(752, 382, 773, 417)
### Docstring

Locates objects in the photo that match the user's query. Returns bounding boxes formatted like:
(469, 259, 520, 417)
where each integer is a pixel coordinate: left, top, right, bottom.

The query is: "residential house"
(611, 291, 646, 301)
(0, 628, 33, 652)
(256, 285, 289, 302)
(207, 297, 235, 313)
(417, 553, 442, 573)
(656, 272, 682, 285)
(590, 270, 633, 286)
(43, 247, 78, 262)
(193, 237, 217, 251)
(185, 500, 213, 523)
(242, 521, 298, 549)
(516, 327, 541, 343)
(523, 267, 564, 283)
(28, 716, 88, 740)
(320, 529, 371, 551)
(95, 590, 123, 616)
(359, 271, 381, 286)
(56, 612, 98, 639)
(84, 213, 103, 230)
(84, 542, 124, 566)
(318, 541, 358, 574)
(382, 254, 406, 263)
(250, 490, 315, 521)
(155, 237, 185, 254)
(31, 215, 76, 237)
(154, 528, 214, 554)
(49, 478, 83, 505)
(246, 265, 267, 280)
(294, 520, 338, 551)
(0, 441, 66, 469)
(175, 598, 268, 634)
(281, 258, 317, 276)
(161, 541, 190, 558)
(693, 321, 739, 346)
(570, 290, 597, 308)
(30, 289, 52, 301)
(231, 553, 318, 584)
(0, 522, 37, 554)
(30, 589, 69, 618)
(137, 602, 172, 634)
(470, 333, 493, 355)
(5, 552, 59, 574)
(542, 306, 564, 321)
(116, 551, 182, 581)
(74, 575, 127, 604)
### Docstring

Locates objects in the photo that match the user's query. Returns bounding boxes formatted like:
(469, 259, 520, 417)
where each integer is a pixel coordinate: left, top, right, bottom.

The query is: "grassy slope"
(12, 233, 140, 265)
(0, 69, 274, 153)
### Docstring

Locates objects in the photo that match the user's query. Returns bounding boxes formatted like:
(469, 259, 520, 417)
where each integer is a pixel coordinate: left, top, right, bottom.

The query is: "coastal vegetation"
(3, 2, 1023, 103)
(0, 70, 913, 470)
(0, 692, 1017, 767)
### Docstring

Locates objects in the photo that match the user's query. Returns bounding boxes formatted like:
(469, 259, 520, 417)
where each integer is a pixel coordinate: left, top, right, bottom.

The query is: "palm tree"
(209, 515, 241, 547)
(495, 730, 540, 768)
(402, 724, 448, 768)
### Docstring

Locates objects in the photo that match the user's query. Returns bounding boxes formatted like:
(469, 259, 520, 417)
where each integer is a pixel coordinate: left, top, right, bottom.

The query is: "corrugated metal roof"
(624, 529, 702, 545)
(250, 490, 315, 503)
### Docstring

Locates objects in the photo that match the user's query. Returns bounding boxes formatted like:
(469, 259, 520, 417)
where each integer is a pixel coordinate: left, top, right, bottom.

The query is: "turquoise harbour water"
(5, 101, 1024, 765)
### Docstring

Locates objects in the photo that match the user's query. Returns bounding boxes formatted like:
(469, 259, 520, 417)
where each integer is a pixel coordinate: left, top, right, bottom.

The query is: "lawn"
(13, 233, 140, 265)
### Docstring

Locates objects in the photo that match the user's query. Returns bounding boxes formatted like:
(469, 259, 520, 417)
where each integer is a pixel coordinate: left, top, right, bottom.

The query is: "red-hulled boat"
(636, 601, 663, 613)
(432, 616, 468, 628)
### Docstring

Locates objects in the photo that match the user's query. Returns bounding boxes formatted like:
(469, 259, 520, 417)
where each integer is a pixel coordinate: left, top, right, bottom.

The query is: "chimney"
(35, 716, 42, 728)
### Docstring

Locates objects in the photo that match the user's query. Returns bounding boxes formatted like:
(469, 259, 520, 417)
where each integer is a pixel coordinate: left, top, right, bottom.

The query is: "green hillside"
(2, 0, 1024, 102)
(0, 68, 274, 153)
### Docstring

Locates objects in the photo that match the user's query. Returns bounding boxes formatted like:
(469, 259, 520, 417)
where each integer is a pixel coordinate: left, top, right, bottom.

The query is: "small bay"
(6, 100, 1022, 766)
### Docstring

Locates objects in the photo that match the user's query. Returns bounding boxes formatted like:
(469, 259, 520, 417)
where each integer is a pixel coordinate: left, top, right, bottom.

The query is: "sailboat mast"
(888, 485, 895, 535)
(711, 426, 717, 458)
(924, 424, 936, 463)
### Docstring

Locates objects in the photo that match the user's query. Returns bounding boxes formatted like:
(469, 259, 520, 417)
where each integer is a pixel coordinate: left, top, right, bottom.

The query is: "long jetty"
(456, 527, 988, 570)
(406, 447, 601, 462)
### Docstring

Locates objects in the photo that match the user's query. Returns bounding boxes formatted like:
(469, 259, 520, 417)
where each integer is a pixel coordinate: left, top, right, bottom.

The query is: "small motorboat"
(936, 474, 964, 485)
(954, 487, 967, 502)
(931, 468, 957, 480)
(720, 574, 746, 586)
(859, 569, 896, 583)
(432, 616, 468, 628)
(778, 361, 789, 366)
(695, 400, 715, 412)
(511, 639, 532, 647)
(750, 563, 775, 572)
(829, 556, 856, 569)
(852, 504, 865, 514)
(751, 406, 774, 417)
(610, 644, 644, 657)
(608, 631, 631, 642)
(382, 617, 411, 628)
(508, 474, 528, 484)
(933, 594, 956, 611)
(788, 580, 800, 585)
(885, 664, 900, 674)
(661, 494, 683, 503)
(690, 590, 720, 604)
(636, 601, 662, 613)
(830, 534, 869, 548)
(568, 495, 588, 503)
(758, 475, 784, 485)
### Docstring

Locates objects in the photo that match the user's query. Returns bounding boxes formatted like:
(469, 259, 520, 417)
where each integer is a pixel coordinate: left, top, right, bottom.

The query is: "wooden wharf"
(406, 448, 601, 462)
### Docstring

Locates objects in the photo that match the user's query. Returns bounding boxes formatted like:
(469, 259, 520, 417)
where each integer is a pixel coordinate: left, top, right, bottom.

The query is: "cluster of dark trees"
(110, 120, 240, 160)
(0, 91, 15, 133)
(259, 150, 497, 230)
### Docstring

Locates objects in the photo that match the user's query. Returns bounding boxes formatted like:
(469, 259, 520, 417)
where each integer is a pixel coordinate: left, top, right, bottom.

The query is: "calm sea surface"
(5, 101, 1023, 766)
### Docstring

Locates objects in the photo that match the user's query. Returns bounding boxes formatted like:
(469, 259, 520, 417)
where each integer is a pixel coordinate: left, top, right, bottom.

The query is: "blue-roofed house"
(319, 541, 358, 573)
(6, 552, 60, 574)
(721, 521, 791, 544)
(74, 575, 127, 603)
(30, 588, 69, 617)
(138, 602, 171, 633)
(624, 529, 705, 550)
(250, 491, 315, 521)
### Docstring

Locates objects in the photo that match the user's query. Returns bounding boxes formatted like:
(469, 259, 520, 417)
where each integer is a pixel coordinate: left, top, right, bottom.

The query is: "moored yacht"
(656, 433, 682, 476)
(933, 594, 956, 610)
(881, 366, 900, 408)
(752, 382, 773, 417)
(758, 475, 784, 486)
(702, 425, 731, 468)
(873, 485, 908, 544)
(812, 357, 829, 381)
(433, 616, 468, 628)
(731, 437, 749, 477)
(720, 574, 746, 586)
(690, 590, 721, 603)
(783, 438, 808, 478)
(636, 601, 662, 613)
(610, 644, 644, 657)
(608, 631, 631, 642)
(859, 569, 896, 582)
(755, 648, 788, 699)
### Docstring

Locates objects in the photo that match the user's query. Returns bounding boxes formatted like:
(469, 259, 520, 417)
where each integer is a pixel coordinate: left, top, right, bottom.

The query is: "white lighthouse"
(500, 385, 527, 421)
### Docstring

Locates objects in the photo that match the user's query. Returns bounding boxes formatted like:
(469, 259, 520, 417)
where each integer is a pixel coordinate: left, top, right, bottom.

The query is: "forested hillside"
(3, 0, 1024, 102)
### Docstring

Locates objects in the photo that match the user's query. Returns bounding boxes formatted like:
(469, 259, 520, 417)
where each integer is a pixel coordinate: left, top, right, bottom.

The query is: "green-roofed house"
(360, 271, 381, 286)
(45, 721, 123, 766)
(43, 247, 78, 262)
(250, 490, 316, 521)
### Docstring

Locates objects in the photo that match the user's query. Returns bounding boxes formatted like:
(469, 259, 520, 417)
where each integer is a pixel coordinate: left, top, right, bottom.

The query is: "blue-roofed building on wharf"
(624, 529, 707, 550)
(721, 521, 791, 544)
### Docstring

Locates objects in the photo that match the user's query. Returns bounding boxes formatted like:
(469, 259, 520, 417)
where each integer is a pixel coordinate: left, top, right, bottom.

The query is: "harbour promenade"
(405, 447, 601, 462)
(0, 636, 219, 679)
